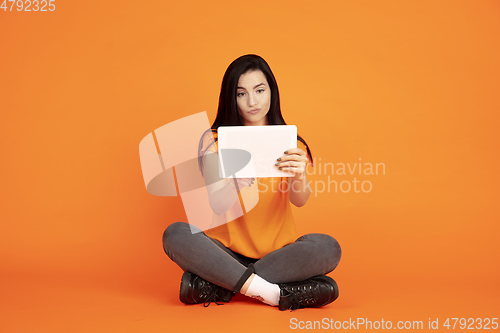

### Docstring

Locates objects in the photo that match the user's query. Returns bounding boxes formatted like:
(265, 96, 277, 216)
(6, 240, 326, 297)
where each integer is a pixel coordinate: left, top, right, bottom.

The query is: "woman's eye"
(257, 89, 265, 93)
(237, 92, 245, 97)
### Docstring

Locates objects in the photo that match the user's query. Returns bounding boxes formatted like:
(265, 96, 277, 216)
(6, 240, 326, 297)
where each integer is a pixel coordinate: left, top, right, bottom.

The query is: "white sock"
(243, 274, 280, 306)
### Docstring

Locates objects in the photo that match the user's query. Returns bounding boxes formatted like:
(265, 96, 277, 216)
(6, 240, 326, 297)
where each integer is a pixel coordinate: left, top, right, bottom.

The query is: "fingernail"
(284, 150, 288, 154)
(278, 167, 282, 170)
(275, 162, 280, 166)
(277, 158, 281, 161)
(252, 178, 255, 181)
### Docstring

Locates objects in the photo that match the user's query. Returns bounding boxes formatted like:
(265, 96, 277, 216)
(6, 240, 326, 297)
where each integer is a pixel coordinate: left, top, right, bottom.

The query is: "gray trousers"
(163, 222, 342, 292)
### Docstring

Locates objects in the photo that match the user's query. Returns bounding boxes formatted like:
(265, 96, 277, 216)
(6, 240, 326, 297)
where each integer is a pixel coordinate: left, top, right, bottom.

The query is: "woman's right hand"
(230, 177, 255, 192)
(202, 150, 255, 214)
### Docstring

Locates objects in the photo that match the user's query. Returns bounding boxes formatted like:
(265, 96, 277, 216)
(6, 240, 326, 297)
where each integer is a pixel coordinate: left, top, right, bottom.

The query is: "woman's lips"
(248, 108, 260, 114)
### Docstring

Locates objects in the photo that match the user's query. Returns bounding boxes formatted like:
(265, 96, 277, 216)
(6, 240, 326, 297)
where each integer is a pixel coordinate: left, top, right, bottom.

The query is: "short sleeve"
(199, 130, 218, 157)
(198, 130, 219, 177)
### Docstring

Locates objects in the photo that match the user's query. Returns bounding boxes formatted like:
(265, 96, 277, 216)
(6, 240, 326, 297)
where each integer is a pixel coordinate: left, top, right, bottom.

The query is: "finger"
(277, 164, 305, 173)
(276, 156, 308, 164)
(283, 148, 306, 156)
(278, 150, 306, 162)
(275, 156, 308, 166)
(276, 161, 298, 168)
(233, 178, 253, 189)
(278, 161, 306, 170)
(277, 166, 300, 177)
(239, 178, 255, 186)
(238, 177, 254, 183)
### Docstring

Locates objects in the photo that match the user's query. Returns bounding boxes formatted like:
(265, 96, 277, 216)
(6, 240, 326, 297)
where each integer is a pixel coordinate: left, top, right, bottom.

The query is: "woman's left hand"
(275, 148, 308, 180)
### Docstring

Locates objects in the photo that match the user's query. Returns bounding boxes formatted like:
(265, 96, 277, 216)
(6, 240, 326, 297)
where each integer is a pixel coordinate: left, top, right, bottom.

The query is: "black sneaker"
(179, 271, 235, 307)
(278, 275, 339, 311)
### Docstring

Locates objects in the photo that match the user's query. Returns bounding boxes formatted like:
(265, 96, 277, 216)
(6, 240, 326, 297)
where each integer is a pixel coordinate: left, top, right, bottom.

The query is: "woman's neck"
(244, 117, 269, 126)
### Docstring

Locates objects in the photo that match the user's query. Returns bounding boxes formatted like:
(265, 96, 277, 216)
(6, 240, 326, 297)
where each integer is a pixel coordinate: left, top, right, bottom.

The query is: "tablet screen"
(217, 125, 297, 178)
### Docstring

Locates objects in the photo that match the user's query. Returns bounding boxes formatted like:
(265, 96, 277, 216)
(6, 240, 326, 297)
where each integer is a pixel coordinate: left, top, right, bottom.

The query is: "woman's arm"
(288, 174, 311, 207)
(276, 148, 311, 207)
(202, 151, 254, 215)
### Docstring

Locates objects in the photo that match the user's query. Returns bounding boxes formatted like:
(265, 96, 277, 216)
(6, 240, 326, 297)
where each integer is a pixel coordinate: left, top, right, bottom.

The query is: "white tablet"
(218, 125, 297, 178)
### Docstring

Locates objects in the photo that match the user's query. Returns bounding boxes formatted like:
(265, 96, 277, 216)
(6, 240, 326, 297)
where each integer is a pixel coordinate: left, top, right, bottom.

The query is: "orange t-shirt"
(201, 131, 308, 259)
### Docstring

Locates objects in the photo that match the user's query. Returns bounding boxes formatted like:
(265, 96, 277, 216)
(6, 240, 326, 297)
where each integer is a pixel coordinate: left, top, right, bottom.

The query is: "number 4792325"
(1, 0, 55, 11)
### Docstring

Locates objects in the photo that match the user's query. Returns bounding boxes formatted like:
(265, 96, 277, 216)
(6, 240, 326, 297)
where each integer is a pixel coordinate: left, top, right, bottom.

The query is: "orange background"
(1, 1, 499, 332)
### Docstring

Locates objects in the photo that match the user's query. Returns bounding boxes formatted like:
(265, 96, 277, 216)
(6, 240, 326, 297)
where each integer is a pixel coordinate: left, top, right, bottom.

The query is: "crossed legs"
(162, 222, 342, 292)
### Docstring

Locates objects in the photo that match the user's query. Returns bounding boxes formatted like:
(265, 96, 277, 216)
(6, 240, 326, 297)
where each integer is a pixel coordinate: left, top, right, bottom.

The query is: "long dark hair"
(199, 54, 313, 171)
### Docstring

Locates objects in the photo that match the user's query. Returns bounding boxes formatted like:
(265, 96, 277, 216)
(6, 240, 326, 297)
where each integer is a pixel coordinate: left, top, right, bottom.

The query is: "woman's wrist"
(288, 174, 311, 207)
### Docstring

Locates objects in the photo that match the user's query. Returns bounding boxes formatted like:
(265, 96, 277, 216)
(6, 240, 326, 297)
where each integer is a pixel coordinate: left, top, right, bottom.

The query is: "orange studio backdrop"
(1, 1, 499, 332)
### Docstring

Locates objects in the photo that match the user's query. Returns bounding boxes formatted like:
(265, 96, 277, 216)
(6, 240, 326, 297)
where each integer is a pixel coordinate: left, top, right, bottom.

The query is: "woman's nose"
(248, 94, 256, 106)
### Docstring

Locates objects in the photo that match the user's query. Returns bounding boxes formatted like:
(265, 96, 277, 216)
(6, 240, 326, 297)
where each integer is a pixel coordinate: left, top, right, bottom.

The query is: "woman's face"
(236, 69, 271, 126)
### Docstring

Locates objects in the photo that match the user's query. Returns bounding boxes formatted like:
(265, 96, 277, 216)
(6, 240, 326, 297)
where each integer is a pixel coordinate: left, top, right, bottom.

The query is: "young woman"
(163, 54, 341, 311)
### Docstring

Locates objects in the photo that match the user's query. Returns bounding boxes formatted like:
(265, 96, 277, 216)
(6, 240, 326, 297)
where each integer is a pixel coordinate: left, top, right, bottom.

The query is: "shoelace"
(286, 284, 320, 311)
(199, 282, 225, 307)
